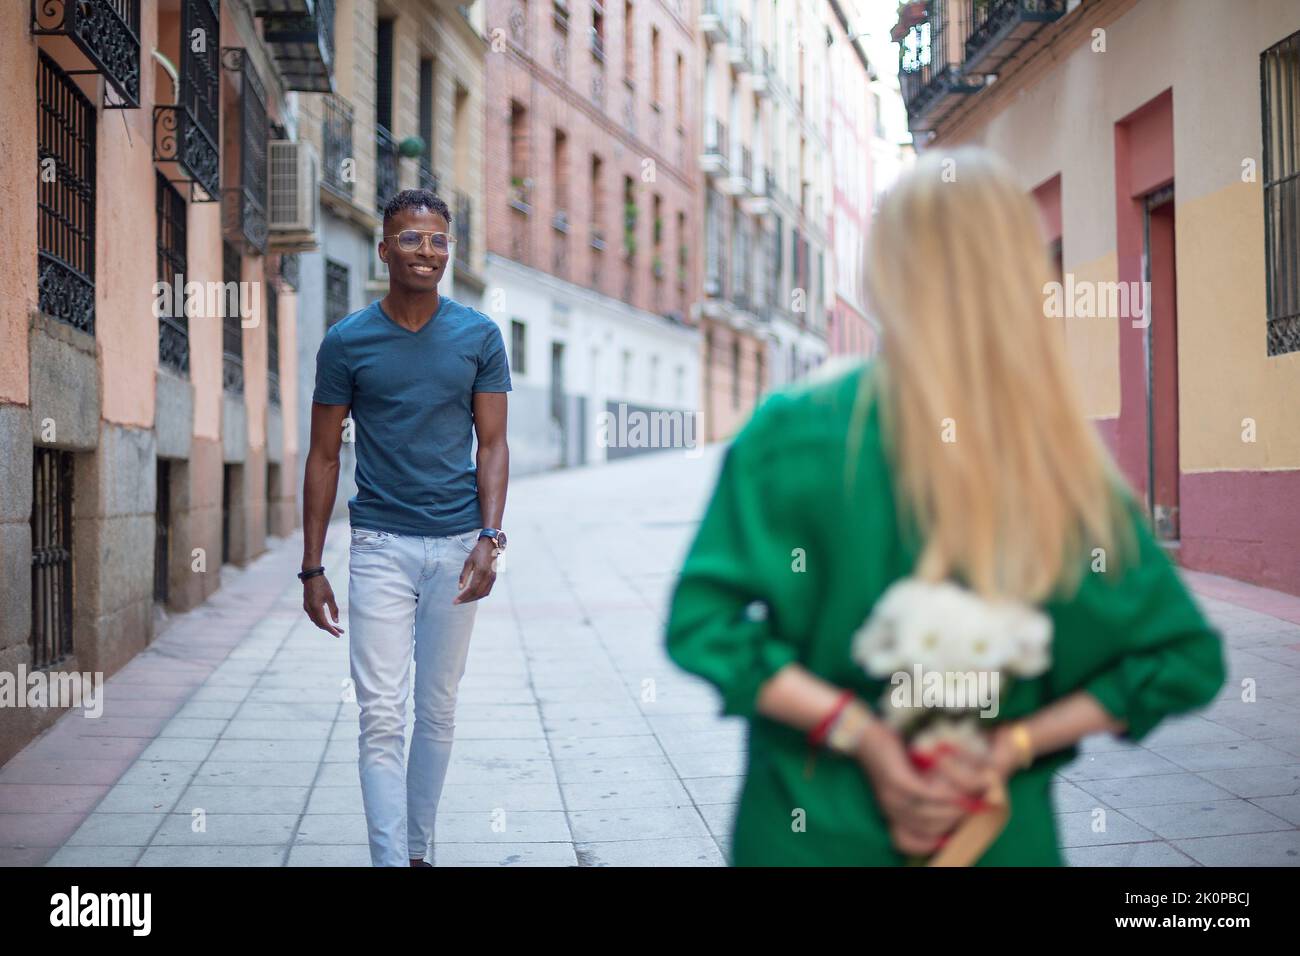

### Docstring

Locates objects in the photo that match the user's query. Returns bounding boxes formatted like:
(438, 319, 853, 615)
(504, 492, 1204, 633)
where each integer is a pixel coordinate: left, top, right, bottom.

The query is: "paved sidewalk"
(3, 444, 1299, 866)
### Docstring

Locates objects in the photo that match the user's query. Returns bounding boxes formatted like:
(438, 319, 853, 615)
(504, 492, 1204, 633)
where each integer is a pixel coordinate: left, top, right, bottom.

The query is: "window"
(325, 259, 350, 329)
(222, 241, 243, 393)
(156, 172, 189, 375)
(650, 26, 661, 105)
(419, 57, 437, 188)
(31, 448, 74, 670)
(37, 52, 96, 335)
(266, 268, 280, 406)
(511, 319, 528, 375)
(155, 458, 171, 605)
(1263, 29, 1300, 355)
(675, 52, 684, 127)
(624, 1, 634, 81)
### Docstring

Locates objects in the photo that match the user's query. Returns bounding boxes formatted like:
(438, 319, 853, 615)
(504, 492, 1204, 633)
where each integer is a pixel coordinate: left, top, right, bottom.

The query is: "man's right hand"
(303, 574, 344, 637)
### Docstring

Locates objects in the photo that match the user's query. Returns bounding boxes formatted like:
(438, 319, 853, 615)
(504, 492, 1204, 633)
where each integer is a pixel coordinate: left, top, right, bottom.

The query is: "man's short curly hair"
(382, 189, 451, 229)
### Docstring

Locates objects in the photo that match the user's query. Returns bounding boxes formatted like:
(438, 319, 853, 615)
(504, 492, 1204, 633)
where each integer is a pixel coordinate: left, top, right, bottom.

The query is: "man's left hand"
(454, 539, 499, 604)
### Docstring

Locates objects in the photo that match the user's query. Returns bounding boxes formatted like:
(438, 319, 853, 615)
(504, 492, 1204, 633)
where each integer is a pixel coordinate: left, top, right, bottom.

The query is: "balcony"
(720, 144, 751, 196)
(749, 44, 771, 96)
(418, 163, 440, 196)
(590, 27, 605, 63)
(589, 228, 605, 251)
(552, 209, 570, 233)
(964, 0, 1067, 73)
(220, 48, 269, 255)
(375, 123, 398, 213)
(320, 94, 354, 200)
(894, 1, 983, 131)
(31, 0, 141, 108)
(698, 0, 727, 46)
(153, 0, 221, 199)
(699, 118, 729, 177)
(256, 0, 336, 93)
(742, 167, 773, 216)
(726, 13, 751, 70)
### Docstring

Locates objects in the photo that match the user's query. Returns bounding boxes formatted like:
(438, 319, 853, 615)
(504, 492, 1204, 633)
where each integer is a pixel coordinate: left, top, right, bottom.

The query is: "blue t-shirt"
(312, 296, 512, 536)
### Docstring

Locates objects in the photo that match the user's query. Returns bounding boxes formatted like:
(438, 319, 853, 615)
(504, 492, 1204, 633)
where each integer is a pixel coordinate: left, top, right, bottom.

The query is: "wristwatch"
(478, 528, 507, 551)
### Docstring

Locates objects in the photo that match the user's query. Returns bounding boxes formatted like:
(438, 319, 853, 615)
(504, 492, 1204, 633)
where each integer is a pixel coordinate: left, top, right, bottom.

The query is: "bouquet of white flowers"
(850, 577, 1053, 865)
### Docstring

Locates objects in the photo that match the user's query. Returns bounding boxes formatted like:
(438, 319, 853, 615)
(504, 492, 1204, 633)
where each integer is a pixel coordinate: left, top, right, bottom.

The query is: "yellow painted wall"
(1178, 181, 1300, 471)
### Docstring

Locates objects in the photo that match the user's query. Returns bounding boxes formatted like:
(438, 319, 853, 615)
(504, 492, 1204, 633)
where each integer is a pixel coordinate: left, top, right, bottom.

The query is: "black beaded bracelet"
(297, 566, 325, 581)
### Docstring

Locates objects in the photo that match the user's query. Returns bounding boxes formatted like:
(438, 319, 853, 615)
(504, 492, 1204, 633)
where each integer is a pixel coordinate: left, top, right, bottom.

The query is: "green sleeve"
(664, 396, 810, 720)
(1074, 499, 1227, 742)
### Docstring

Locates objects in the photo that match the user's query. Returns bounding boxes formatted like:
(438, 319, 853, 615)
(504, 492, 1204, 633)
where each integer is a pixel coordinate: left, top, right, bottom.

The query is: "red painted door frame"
(1113, 90, 1176, 521)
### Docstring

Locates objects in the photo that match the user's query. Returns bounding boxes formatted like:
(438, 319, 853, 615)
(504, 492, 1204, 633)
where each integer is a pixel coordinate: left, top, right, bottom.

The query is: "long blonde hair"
(861, 146, 1131, 603)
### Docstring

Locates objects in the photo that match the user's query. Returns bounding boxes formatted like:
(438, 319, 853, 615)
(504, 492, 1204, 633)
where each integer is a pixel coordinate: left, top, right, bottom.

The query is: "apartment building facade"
(292, 0, 489, 519)
(826, 0, 875, 358)
(0, 0, 330, 762)
(482, 0, 702, 472)
(894, 0, 1300, 595)
(697, 0, 835, 441)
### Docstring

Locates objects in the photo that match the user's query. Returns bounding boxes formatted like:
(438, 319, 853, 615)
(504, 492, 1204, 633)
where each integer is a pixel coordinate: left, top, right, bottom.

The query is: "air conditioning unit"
(268, 140, 320, 250)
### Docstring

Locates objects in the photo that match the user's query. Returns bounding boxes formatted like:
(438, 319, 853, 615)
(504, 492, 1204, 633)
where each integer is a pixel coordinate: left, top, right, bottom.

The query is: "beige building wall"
(942, 0, 1300, 472)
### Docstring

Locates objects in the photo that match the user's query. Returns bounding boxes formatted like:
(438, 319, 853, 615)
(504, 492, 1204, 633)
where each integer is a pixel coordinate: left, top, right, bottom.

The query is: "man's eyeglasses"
(384, 230, 456, 254)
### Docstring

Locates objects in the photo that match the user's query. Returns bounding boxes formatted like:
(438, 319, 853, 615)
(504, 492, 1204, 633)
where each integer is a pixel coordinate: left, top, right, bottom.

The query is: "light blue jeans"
(347, 525, 481, 866)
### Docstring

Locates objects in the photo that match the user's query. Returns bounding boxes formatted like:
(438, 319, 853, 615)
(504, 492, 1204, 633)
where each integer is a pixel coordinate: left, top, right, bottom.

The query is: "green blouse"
(664, 361, 1226, 866)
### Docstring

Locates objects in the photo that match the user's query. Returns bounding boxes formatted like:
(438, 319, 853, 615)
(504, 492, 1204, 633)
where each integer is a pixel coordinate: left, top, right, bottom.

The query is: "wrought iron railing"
(965, 0, 1066, 67)
(376, 123, 399, 213)
(221, 49, 268, 253)
(156, 172, 189, 375)
(321, 94, 354, 199)
(31, 0, 141, 107)
(259, 0, 336, 92)
(37, 52, 96, 335)
(898, 0, 979, 119)
(418, 163, 440, 196)
(152, 0, 220, 198)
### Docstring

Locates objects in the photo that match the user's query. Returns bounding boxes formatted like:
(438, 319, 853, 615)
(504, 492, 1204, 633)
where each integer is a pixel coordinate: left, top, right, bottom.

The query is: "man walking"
(300, 189, 511, 867)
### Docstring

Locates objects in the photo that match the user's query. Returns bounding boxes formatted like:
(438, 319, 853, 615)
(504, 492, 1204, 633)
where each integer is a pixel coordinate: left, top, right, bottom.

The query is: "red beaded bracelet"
(808, 689, 856, 748)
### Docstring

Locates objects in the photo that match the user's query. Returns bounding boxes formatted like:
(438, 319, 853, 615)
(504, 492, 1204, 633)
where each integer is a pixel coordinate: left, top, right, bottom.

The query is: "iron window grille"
(154, 458, 171, 605)
(1262, 29, 1300, 356)
(221, 48, 269, 254)
(325, 259, 350, 328)
(37, 52, 97, 336)
(266, 269, 281, 406)
(31, 0, 141, 108)
(376, 123, 399, 215)
(156, 171, 189, 374)
(153, 0, 220, 200)
(31, 447, 75, 671)
(222, 240, 244, 393)
(321, 94, 355, 200)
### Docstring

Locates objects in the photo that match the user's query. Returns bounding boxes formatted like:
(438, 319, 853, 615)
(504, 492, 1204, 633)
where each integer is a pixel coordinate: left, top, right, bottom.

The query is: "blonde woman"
(664, 147, 1225, 866)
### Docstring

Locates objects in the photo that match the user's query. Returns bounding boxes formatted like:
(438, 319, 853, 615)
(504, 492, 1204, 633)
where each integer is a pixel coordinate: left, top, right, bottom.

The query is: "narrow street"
(4, 445, 1300, 866)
